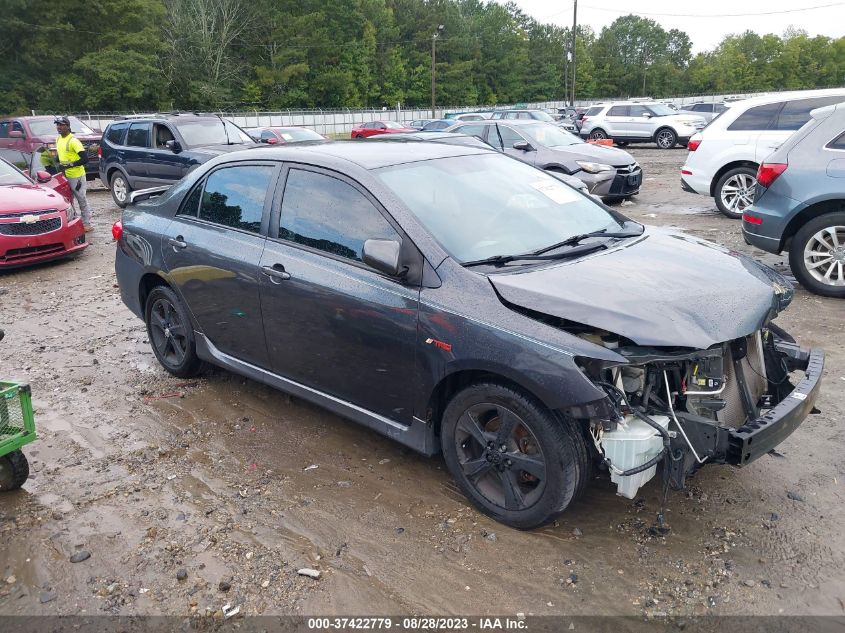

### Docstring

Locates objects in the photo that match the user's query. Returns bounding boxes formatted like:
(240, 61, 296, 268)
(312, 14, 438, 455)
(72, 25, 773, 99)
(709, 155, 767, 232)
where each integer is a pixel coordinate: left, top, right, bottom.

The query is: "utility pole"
(571, 0, 577, 106)
(431, 25, 444, 119)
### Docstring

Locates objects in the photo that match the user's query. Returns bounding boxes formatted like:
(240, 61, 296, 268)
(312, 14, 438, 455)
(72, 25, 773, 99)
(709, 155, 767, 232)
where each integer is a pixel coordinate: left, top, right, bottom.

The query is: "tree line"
(1, 0, 843, 114)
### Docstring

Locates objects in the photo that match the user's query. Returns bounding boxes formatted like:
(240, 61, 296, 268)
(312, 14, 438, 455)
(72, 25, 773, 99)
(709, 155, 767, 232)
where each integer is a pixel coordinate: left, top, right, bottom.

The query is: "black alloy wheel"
(145, 286, 202, 377)
(441, 383, 585, 529)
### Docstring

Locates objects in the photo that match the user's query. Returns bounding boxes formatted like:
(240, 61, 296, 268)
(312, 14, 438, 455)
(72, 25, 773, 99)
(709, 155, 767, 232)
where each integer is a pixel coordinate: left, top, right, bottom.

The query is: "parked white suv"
(680, 88, 845, 218)
(579, 101, 706, 149)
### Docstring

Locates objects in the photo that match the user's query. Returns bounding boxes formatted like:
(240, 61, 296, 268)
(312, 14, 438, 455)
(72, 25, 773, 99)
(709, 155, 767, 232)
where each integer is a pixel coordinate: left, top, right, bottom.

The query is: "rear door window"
(126, 122, 151, 147)
(584, 106, 604, 116)
(198, 165, 275, 233)
(106, 122, 129, 145)
(727, 102, 783, 131)
(775, 96, 845, 131)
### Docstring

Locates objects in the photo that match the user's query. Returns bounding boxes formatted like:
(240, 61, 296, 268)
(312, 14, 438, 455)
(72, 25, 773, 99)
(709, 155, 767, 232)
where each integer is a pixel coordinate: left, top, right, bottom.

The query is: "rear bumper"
(0, 216, 87, 268)
(726, 346, 824, 466)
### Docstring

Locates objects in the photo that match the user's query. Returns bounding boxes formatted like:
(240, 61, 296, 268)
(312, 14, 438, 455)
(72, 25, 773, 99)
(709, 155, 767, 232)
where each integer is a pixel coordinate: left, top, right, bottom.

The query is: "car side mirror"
(363, 239, 402, 277)
(165, 140, 182, 153)
(512, 141, 534, 151)
(9, 130, 24, 138)
(36, 171, 52, 183)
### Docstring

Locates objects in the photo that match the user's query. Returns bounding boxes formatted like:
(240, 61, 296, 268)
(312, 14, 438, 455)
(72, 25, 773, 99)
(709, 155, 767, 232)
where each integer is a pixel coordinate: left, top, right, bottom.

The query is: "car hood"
(547, 142, 635, 166)
(488, 228, 791, 349)
(0, 184, 70, 214)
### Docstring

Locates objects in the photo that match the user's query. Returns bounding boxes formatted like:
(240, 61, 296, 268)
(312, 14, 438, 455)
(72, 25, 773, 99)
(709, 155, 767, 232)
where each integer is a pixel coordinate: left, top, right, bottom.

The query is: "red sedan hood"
(0, 184, 69, 215)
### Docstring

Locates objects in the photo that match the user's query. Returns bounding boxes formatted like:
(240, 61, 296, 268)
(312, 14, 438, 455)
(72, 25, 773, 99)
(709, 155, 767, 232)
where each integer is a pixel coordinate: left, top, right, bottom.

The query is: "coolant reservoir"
(601, 415, 669, 499)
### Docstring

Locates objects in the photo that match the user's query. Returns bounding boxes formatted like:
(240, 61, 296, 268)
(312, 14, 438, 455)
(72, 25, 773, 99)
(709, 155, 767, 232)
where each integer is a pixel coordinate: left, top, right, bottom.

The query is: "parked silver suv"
(579, 101, 706, 149)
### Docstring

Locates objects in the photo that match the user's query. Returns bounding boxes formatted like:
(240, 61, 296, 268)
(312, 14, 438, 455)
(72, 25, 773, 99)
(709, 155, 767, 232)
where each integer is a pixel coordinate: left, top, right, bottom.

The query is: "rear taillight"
(743, 213, 763, 225)
(112, 220, 122, 241)
(687, 139, 701, 151)
(581, 117, 588, 123)
(98, 146, 102, 157)
(756, 163, 787, 188)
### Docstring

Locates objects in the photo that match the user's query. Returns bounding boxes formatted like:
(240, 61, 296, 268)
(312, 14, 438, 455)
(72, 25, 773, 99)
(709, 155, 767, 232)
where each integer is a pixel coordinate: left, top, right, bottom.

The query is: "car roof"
(725, 88, 845, 110)
(451, 119, 545, 127)
(237, 139, 488, 169)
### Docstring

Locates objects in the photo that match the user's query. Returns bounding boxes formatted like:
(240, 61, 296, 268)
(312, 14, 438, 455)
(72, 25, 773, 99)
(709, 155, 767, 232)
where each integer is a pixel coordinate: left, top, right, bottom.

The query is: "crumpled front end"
(573, 324, 823, 499)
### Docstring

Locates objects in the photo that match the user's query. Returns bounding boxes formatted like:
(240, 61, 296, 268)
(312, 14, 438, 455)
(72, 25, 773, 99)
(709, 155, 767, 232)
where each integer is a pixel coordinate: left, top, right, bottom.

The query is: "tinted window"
(260, 130, 275, 141)
(693, 104, 711, 112)
(828, 131, 845, 150)
(490, 112, 503, 119)
(728, 102, 783, 131)
(199, 165, 273, 232)
(0, 122, 8, 138)
(496, 125, 525, 150)
(455, 124, 488, 140)
(179, 181, 203, 217)
(714, 104, 727, 113)
(106, 123, 128, 144)
(127, 123, 151, 147)
(279, 169, 400, 264)
(174, 119, 252, 146)
(775, 96, 845, 131)
(608, 106, 628, 116)
(629, 106, 649, 117)
(585, 106, 604, 116)
(422, 120, 450, 131)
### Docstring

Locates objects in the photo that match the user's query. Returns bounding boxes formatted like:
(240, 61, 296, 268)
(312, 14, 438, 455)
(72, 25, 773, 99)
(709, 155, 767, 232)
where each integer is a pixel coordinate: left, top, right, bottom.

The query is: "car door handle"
(167, 236, 187, 250)
(262, 264, 291, 283)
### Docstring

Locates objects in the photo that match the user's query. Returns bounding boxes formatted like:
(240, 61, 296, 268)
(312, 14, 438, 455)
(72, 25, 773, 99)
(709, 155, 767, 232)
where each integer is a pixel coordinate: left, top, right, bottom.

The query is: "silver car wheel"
(804, 225, 845, 287)
(719, 173, 756, 214)
(113, 176, 128, 203)
(656, 129, 675, 148)
(589, 129, 606, 140)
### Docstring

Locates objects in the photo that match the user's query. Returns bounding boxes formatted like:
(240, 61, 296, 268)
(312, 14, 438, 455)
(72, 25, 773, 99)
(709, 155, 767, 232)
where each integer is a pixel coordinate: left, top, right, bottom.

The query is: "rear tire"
(788, 212, 845, 298)
(110, 172, 131, 208)
(715, 166, 757, 219)
(0, 450, 29, 491)
(655, 128, 677, 149)
(441, 382, 583, 529)
(144, 286, 203, 377)
(589, 128, 608, 141)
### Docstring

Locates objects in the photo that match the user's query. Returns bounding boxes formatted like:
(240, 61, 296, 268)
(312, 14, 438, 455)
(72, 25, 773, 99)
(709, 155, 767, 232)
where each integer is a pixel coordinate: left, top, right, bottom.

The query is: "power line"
(578, 2, 845, 19)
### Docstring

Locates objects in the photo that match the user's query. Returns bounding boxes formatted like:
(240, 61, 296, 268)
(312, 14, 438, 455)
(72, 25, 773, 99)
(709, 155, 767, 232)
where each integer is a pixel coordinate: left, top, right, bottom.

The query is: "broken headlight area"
(572, 324, 823, 500)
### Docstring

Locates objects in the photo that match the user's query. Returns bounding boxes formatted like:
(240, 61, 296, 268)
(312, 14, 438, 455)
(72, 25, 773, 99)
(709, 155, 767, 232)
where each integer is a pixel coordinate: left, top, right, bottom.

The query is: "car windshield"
(29, 117, 95, 136)
(647, 104, 676, 117)
(383, 121, 407, 129)
(174, 119, 253, 146)
(275, 128, 324, 141)
(0, 160, 31, 186)
(520, 123, 582, 147)
(376, 153, 621, 263)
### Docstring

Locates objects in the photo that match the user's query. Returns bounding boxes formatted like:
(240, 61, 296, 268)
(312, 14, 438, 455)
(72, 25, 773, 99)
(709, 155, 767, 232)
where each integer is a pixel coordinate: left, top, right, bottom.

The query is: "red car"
(0, 157, 87, 268)
(0, 115, 102, 181)
(350, 121, 416, 139)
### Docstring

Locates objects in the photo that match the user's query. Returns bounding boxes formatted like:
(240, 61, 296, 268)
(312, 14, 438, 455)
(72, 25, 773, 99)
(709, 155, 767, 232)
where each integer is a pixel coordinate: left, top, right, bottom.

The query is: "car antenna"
(217, 113, 232, 145)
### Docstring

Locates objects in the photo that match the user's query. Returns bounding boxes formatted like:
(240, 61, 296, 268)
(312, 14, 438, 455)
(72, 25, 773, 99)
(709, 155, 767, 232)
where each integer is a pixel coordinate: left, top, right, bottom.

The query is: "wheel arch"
(138, 272, 172, 315)
(426, 369, 557, 440)
(106, 164, 129, 185)
(652, 125, 676, 141)
(709, 160, 758, 197)
(780, 199, 845, 252)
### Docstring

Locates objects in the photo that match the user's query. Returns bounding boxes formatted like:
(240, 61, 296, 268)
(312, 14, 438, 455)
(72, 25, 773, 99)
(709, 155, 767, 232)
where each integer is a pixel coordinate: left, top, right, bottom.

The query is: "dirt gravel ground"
(1, 148, 844, 622)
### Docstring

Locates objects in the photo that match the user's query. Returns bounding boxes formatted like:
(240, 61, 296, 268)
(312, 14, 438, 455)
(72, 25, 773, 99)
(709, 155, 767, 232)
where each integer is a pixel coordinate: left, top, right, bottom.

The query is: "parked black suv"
(99, 113, 254, 207)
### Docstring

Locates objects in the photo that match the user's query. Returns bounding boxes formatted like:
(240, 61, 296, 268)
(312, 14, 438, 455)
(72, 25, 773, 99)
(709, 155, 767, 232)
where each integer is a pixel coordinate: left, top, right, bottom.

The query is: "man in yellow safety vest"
(54, 116, 92, 231)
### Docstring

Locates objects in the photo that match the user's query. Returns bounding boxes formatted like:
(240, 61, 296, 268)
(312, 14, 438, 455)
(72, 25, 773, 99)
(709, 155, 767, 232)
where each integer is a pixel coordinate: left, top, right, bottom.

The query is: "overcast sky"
(510, 0, 845, 53)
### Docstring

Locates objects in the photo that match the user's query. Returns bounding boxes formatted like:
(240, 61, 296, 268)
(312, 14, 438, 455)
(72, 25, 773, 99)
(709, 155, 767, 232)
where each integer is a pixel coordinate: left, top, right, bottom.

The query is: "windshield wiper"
(531, 227, 643, 255)
(462, 226, 644, 268)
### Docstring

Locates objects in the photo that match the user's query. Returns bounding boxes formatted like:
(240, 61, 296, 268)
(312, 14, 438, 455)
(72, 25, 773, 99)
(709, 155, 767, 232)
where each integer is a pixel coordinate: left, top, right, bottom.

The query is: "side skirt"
(194, 333, 439, 456)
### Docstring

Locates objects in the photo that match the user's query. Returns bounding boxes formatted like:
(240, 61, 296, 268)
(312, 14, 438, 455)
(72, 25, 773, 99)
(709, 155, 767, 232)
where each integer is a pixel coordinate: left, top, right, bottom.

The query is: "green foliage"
(1, 0, 843, 114)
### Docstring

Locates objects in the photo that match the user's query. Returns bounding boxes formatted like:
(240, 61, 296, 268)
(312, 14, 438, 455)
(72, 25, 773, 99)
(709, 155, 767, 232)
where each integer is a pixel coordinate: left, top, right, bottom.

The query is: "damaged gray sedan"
(114, 142, 823, 530)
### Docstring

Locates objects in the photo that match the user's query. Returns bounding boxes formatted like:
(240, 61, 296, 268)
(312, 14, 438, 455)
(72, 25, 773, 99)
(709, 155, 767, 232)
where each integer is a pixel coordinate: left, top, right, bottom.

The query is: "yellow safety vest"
(56, 133, 86, 179)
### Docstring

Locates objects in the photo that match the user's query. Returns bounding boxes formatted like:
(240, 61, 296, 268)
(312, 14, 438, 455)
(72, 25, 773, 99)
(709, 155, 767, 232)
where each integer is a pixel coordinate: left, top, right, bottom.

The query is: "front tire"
(441, 383, 585, 529)
(715, 166, 757, 219)
(655, 128, 677, 149)
(110, 172, 131, 208)
(144, 286, 203, 377)
(0, 450, 29, 491)
(789, 212, 845, 298)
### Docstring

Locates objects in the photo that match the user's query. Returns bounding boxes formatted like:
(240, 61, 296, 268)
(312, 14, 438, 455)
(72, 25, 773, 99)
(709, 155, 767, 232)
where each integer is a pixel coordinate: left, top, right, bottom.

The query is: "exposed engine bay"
(574, 323, 823, 502)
